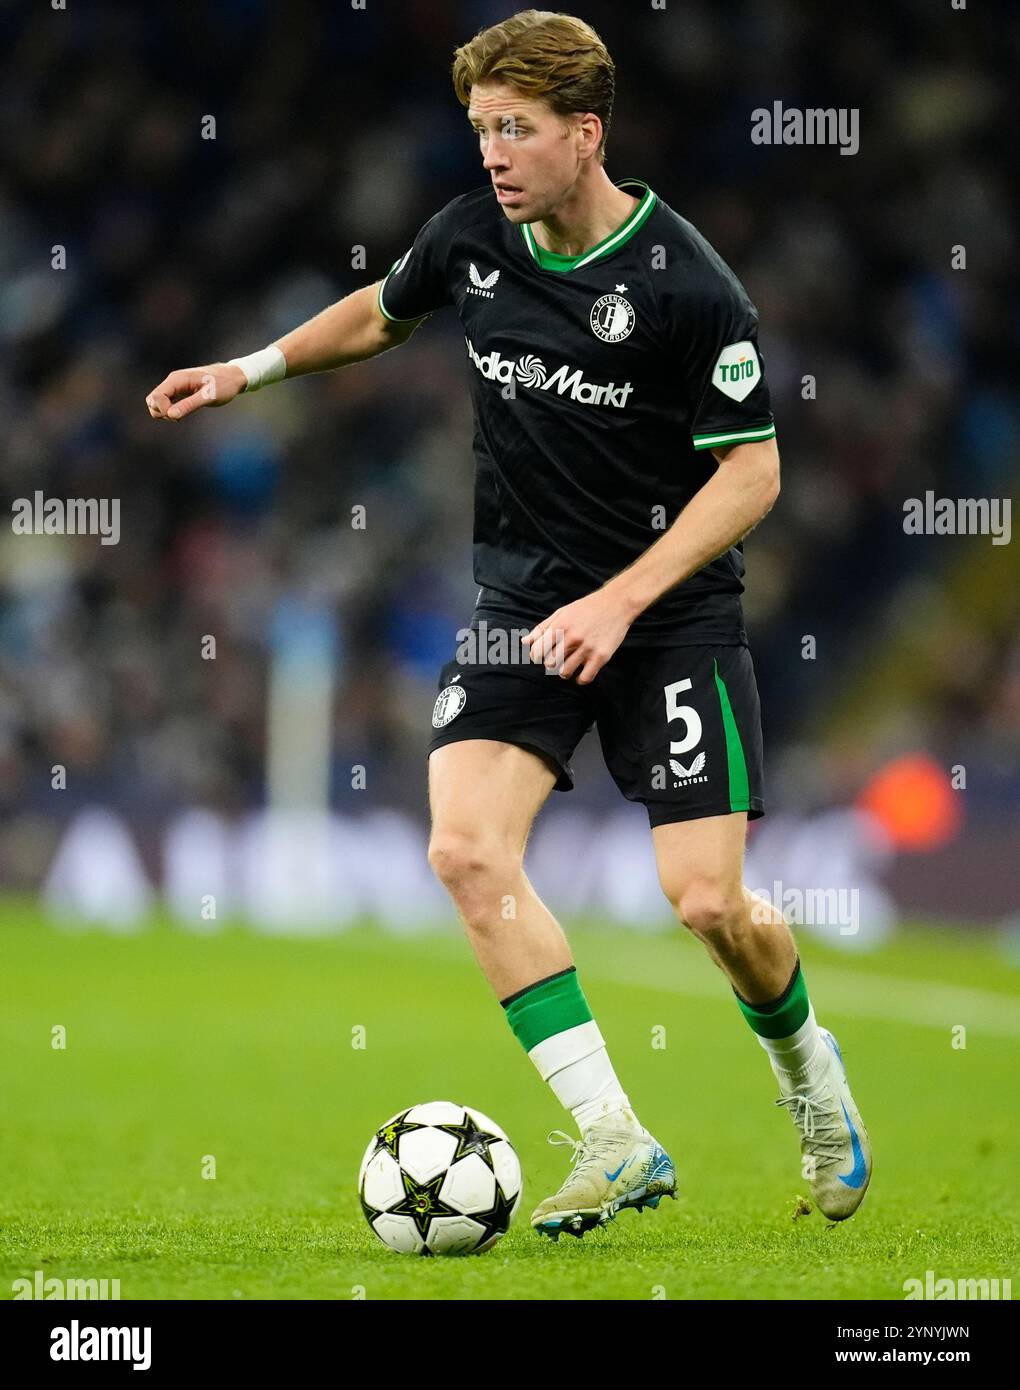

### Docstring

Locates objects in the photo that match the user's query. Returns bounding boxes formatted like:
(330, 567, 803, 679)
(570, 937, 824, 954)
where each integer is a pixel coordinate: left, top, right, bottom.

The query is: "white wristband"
(227, 345, 287, 392)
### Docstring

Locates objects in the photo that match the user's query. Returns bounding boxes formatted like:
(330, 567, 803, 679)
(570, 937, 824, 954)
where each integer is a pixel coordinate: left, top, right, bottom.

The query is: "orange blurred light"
(856, 753, 963, 852)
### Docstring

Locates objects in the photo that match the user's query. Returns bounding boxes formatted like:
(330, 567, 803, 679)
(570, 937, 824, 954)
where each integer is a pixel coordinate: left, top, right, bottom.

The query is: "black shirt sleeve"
(667, 237, 776, 453)
(377, 204, 455, 323)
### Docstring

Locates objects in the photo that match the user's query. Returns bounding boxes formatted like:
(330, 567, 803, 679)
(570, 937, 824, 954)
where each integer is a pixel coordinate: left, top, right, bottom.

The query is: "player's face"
(467, 82, 592, 224)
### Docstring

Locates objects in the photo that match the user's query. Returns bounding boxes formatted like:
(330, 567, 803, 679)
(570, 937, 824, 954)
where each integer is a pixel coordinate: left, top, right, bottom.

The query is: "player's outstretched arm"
(145, 281, 423, 422)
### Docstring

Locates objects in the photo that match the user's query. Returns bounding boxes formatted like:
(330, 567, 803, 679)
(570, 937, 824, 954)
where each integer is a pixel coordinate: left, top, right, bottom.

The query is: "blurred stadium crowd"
(1, 1, 1017, 912)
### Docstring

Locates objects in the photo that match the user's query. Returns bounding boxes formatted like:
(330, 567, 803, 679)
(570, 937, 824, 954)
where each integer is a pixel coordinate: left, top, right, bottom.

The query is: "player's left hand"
(522, 589, 633, 684)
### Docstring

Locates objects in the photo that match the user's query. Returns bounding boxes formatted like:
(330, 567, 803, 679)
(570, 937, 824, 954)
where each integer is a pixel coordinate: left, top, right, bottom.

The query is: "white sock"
(527, 1020, 636, 1133)
(756, 1003, 824, 1079)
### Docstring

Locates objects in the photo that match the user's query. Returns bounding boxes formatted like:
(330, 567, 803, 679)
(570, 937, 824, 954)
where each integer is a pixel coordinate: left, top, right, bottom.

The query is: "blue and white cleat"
(530, 1107, 677, 1240)
(772, 1027, 872, 1221)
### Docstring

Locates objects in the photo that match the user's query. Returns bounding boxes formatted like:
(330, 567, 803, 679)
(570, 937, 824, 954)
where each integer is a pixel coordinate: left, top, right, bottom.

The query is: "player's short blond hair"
(451, 10, 615, 165)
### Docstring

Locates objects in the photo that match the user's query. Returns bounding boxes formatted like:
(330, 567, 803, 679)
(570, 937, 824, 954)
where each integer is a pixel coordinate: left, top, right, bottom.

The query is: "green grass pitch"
(1, 899, 1017, 1300)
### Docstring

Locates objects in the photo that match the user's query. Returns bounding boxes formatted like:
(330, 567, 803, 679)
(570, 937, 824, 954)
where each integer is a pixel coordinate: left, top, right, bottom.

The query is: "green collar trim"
(519, 179, 657, 272)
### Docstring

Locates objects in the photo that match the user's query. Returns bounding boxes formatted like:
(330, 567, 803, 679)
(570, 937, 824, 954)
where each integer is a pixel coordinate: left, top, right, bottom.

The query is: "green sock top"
(501, 966, 593, 1052)
(734, 959, 809, 1040)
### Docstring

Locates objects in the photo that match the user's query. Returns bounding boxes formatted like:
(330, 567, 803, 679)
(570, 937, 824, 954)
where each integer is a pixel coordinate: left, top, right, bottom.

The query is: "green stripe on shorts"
(713, 657, 750, 813)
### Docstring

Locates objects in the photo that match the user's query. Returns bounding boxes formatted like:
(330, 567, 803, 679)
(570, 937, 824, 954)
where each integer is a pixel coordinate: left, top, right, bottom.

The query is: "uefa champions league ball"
(359, 1100, 523, 1255)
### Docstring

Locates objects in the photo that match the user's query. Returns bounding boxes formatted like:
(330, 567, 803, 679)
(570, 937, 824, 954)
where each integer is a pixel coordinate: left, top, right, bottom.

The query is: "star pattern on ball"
(369, 1110, 428, 1161)
(472, 1177, 518, 1247)
(389, 1169, 464, 1239)
(434, 1114, 503, 1170)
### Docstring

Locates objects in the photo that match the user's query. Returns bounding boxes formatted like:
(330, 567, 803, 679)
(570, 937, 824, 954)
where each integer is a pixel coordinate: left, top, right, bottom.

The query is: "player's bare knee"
(674, 880, 745, 945)
(427, 830, 519, 901)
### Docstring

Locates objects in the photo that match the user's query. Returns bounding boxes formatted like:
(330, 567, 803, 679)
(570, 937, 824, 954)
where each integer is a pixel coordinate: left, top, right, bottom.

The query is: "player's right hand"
(145, 363, 247, 421)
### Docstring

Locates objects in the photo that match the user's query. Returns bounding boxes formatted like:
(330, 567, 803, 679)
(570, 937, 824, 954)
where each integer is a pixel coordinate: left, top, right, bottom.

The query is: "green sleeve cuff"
(692, 423, 776, 451)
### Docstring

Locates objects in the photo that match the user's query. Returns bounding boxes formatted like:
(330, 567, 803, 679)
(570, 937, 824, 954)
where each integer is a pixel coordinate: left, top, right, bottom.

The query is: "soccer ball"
(358, 1100, 523, 1255)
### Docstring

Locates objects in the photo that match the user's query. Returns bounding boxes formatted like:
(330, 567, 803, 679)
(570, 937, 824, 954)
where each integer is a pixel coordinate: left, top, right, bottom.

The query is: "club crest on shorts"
(432, 683, 467, 728)
(590, 293, 635, 342)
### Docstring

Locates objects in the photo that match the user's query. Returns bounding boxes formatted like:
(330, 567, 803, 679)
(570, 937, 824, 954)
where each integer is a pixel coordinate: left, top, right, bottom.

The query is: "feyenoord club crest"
(432, 684, 467, 728)
(590, 293, 635, 342)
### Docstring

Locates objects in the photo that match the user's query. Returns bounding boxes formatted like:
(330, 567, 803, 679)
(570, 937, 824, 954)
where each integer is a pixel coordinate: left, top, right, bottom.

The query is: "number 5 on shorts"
(664, 679, 702, 756)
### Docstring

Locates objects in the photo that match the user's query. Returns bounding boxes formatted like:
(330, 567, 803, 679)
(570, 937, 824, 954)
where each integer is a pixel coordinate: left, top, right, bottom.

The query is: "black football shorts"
(427, 627, 764, 827)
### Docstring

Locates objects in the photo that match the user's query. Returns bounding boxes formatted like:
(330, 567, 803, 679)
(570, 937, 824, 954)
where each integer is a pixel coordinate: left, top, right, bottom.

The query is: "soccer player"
(146, 9, 872, 1239)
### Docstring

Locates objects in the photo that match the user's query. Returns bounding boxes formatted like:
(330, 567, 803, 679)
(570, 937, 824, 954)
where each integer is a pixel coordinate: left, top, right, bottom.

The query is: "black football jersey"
(377, 178, 776, 646)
